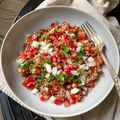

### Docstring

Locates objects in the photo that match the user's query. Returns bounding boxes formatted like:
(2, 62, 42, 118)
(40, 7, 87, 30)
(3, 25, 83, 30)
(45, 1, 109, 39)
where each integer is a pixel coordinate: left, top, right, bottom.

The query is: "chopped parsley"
(60, 45, 70, 56)
(37, 32, 43, 38)
(57, 72, 65, 82)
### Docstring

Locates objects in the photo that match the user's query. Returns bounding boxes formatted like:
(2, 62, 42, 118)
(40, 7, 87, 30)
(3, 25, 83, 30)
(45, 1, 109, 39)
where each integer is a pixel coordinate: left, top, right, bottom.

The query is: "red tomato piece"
(78, 31, 86, 40)
(54, 99, 63, 105)
(17, 52, 27, 59)
(71, 54, 78, 60)
(65, 85, 71, 91)
(26, 36, 32, 43)
(51, 22, 55, 27)
(31, 47, 39, 54)
(64, 98, 70, 107)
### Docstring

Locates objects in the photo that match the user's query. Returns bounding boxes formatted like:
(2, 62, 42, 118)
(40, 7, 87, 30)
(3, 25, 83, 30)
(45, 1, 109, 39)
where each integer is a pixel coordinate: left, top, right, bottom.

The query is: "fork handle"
(100, 51, 120, 96)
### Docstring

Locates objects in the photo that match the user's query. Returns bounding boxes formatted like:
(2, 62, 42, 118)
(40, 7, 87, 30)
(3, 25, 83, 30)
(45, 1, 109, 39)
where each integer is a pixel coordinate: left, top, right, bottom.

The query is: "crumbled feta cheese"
(67, 59, 72, 64)
(48, 48, 53, 55)
(88, 57, 95, 63)
(40, 41, 46, 46)
(71, 88, 80, 94)
(45, 63, 51, 73)
(16, 59, 24, 64)
(76, 46, 81, 52)
(32, 41, 39, 47)
(31, 88, 38, 95)
(79, 64, 89, 70)
(41, 44, 50, 51)
(71, 70, 79, 76)
(49, 96, 56, 103)
(77, 42, 82, 47)
(45, 73, 50, 79)
(80, 75, 86, 81)
(66, 91, 72, 100)
(48, 28, 55, 34)
(52, 67, 58, 75)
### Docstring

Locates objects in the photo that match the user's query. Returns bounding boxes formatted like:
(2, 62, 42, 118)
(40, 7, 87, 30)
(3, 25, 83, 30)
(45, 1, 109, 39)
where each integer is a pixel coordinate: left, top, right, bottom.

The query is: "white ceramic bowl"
(0, 6, 119, 117)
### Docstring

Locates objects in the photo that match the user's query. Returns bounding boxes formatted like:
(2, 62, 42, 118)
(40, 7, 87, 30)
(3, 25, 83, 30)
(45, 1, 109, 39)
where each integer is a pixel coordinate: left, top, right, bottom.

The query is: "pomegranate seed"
(39, 96, 46, 101)
(71, 55, 78, 60)
(72, 83, 78, 88)
(52, 86, 57, 92)
(64, 98, 70, 107)
(44, 51, 49, 56)
(51, 22, 55, 27)
(64, 68, 70, 74)
(54, 99, 63, 105)
(72, 65, 78, 70)
(65, 85, 71, 91)
(52, 56, 57, 62)
(70, 99, 76, 104)
(72, 41, 77, 47)
(71, 47, 76, 52)
(61, 59, 66, 64)
(28, 53, 34, 59)
(55, 80, 61, 86)
(31, 47, 39, 54)
(81, 90, 87, 96)
(64, 34, 69, 40)
(57, 65, 62, 69)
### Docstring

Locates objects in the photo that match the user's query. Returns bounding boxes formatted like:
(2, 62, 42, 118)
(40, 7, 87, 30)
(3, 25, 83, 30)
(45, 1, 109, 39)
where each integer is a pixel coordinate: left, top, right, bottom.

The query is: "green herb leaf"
(37, 32, 43, 38)
(55, 29, 60, 33)
(41, 34, 48, 39)
(45, 58, 51, 64)
(78, 43, 86, 59)
(38, 44, 42, 49)
(74, 29, 79, 38)
(57, 72, 65, 82)
(39, 62, 45, 68)
(20, 60, 34, 69)
(60, 45, 69, 56)
(49, 74, 54, 80)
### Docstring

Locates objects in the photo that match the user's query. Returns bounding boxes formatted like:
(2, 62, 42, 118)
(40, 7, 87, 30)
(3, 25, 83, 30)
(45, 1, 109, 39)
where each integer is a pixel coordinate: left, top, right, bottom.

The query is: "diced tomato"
(55, 80, 61, 86)
(72, 40, 77, 47)
(72, 65, 78, 70)
(31, 47, 39, 54)
(17, 52, 27, 59)
(71, 54, 78, 60)
(25, 45, 31, 52)
(39, 95, 47, 101)
(70, 99, 76, 104)
(43, 51, 49, 56)
(51, 86, 58, 92)
(51, 22, 55, 27)
(57, 65, 62, 69)
(32, 32, 39, 41)
(54, 99, 63, 105)
(64, 67, 71, 74)
(65, 85, 71, 91)
(51, 56, 57, 62)
(26, 36, 32, 43)
(96, 55, 103, 64)
(78, 31, 86, 40)
(64, 98, 70, 107)
(22, 76, 35, 89)
(72, 82, 78, 88)
(28, 53, 34, 59)
(64, 34, 70, 40)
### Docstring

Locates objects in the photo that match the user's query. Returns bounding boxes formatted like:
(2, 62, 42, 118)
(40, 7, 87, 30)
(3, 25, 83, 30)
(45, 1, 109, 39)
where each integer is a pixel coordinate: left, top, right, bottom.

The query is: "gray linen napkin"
(0, 0, 120, 120)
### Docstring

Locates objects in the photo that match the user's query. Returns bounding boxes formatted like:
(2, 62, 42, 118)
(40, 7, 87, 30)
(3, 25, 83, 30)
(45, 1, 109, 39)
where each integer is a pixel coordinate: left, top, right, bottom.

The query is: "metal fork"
(81, 21, 120, 97)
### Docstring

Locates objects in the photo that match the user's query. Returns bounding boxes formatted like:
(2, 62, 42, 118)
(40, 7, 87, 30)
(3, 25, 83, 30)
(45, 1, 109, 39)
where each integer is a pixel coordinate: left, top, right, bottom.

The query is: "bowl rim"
(0, 6, 120, 118)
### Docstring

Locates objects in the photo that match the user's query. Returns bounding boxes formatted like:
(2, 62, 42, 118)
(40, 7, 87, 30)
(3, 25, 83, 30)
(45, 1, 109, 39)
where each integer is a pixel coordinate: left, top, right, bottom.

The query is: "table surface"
(0, 0, 28, 119)
(0, 0, 120, 120)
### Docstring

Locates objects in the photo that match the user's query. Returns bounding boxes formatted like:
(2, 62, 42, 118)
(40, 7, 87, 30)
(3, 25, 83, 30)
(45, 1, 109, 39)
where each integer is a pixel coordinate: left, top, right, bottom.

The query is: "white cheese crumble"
(71, 70, 79, 76)
(49, 96, 56, 103)
(31, 88, 38, 95)
(45, 73, 50, 79)
(45, 63, 52, 73)
(71, 88, 80, 94)
(52, 67, 58, 75)
(31, 41, 39, 47)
